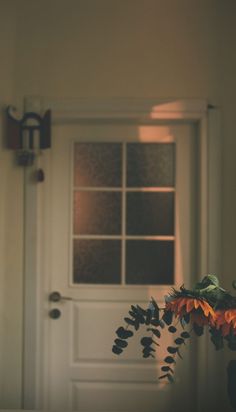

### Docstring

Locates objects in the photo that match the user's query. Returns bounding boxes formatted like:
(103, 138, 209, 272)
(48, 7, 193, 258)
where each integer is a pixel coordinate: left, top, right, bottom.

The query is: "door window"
(72, 141, 175, 285)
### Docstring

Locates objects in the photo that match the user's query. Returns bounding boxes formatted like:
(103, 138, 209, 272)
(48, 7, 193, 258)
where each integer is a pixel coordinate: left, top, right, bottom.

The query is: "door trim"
(22, 97, 221, 411)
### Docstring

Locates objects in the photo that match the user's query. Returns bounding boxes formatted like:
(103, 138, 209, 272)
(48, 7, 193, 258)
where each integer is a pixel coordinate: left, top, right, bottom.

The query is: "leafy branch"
(112, 300, 193, 382)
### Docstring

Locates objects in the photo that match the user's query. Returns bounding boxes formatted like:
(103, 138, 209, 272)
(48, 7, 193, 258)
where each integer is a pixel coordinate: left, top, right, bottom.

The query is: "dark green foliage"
(161, 365, 170, 372)
(159, 373, 174, 382)
(145, 309, 152, 325)
(181, 331, 190, 339)
(147, 328, 161, 338)
(174, 338, 184, 345)
(113, 275, 236, 386)
(193, 322, 204, 336)
(167, 346, 178, 354)
(150, 319, 160, 327)
(124, 317, 136, 326)
(113, 299, 194, 383)
(143, 346, 155, 358)
(116, 327, 134, 339)
(168, 325, 177, 333)
(136, 305, 148, 317)
(164, 356, 175, 364)
(158, 320, 165, 329)
(162, 310, 173, 325)
(112, 345, 123, 355)
(167, 373, 174, 383)
(209, 328, 224, 350)
(134, 319, 140, 331)
(224, 331, 236, 351)
(141, 335, 157, 358)
(114, 339, 128, 348)
(140, 337, 153, 346)
(183, 313, 190, 324)
(128, 310, 136, 318)
(150, 297, 160, 321)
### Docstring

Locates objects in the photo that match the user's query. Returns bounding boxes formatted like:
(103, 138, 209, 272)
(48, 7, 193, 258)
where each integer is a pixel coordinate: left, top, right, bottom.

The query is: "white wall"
(0, 0, 23, 408)
(1, 0, 236, 408)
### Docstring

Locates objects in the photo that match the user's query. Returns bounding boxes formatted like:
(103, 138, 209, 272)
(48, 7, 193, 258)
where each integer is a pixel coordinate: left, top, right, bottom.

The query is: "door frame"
(22, 98, 221, 411)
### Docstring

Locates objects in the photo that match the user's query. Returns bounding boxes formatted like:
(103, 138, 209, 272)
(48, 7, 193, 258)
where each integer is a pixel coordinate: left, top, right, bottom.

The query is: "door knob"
(49, 308, 61, 319)
(49, 291, 72, 302)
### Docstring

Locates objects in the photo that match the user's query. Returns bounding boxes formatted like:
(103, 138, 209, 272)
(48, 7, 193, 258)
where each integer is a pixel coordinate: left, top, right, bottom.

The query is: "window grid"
(72, 141, 175, 285)
(121, 142, 127, 285)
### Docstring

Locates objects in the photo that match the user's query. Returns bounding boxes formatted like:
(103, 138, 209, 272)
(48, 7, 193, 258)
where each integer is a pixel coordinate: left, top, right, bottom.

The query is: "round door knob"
(49, 308, 61, 319)
(49, 291, 61, 302)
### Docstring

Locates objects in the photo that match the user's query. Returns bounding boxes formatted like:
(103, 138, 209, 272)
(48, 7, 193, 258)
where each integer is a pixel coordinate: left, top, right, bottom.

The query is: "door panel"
(46, 122, 197, 411)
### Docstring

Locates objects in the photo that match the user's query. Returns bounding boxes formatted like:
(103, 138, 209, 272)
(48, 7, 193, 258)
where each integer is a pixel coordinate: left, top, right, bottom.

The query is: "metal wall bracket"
(6, 105, 51, 166)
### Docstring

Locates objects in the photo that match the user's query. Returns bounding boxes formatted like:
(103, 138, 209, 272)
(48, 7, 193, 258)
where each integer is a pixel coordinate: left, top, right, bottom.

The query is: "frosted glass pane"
(127, 143, 175, 187)
(74, 191, 121, 235)
(126, 192, 174, 235)
(126, 241, 174, 284)
(74, 143, 122, 187)
(73, 239, 121, 284)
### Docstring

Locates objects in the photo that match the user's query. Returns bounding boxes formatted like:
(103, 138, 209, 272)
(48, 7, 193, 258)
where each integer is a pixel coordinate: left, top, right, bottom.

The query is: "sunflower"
(166, 296, 216, 326)
(215, 308, 236, 337)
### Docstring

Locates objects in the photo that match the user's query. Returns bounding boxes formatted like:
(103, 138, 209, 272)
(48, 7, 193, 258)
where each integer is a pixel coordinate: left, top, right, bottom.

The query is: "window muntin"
(72, 141, 175, 285)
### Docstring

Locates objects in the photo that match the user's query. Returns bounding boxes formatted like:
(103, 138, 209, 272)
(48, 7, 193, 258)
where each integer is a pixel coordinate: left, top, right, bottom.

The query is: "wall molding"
(40, 97, 209, 122)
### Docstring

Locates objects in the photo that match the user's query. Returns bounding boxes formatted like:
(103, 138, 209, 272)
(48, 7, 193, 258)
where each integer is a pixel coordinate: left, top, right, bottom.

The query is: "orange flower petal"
(186, 299, 195, 313)
(225, 310, 236, 324)
(177, 297, 188, 310)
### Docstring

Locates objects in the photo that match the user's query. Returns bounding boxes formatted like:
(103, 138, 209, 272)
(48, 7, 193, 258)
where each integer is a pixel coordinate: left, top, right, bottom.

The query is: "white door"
(43, 121, 198, 412)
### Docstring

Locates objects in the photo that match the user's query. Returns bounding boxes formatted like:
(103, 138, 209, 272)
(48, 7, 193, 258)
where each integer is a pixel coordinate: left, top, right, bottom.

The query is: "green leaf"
(140, 337, 153, 346)
(181, 331, 190, 339)
(128, 310, 136, 318)
(116, 327, 134, 339)
(183, 313, 190, 324)
(153, 328, 161, 338)
(150, 319, 160, 327)
(167, 346, 178, 354)
(209, 327, 224, 350)
(124, 317, 136, 326)
(145, 309, 152, 325)
(161, 366, 170, 372)
(112, 345, 123, 355)
(151, 319, 165, 328)
(158, 320, 165, 329)
(114, 339, 128, 348)
(136, 305, 148, 316)
(167, 373, 174, 383)
(174, 338, 184, 345)
(151, 298, 160, 320)
(162, 310, 173, 326)
(193, 323, 204, 336)
(147, 328, 161, 338)
(164, 356, 175, 364)
(134, 319, 140, 331)
(143, 346, 155, 358)
(135, 313, 145, 324)
(168, 326, 177, 333)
